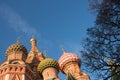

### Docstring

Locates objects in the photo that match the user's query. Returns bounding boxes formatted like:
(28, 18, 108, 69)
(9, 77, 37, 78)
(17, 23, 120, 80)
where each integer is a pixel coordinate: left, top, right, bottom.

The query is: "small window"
(10, 67, 12, 71)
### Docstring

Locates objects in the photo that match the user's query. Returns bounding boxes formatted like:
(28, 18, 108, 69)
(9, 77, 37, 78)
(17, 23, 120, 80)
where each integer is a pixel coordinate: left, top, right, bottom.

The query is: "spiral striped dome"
(58, 52, 81, 71)
(37, 58, 59, 75)
(6, 42, 28, 56)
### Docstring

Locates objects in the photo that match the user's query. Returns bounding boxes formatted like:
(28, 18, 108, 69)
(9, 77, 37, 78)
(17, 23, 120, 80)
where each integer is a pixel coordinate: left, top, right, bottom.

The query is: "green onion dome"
(6, 42, 28, 56)
(37, 58, 59, 75)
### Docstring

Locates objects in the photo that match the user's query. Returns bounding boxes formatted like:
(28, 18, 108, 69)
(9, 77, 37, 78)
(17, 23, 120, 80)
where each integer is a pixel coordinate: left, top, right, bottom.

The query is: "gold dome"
(37, 58, 59, 75)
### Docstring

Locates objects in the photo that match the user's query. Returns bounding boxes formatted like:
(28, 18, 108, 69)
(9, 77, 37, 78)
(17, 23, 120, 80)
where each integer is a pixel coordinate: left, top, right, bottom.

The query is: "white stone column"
(22, 74, 25, 80)
(5, 74, 10, 80)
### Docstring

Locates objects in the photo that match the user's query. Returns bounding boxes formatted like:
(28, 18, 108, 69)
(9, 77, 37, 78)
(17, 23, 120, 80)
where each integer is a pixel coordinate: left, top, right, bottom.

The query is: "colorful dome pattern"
(6, 42, 28, 56)
(37, 58, 59, 75)
(58, 52, 81, 71)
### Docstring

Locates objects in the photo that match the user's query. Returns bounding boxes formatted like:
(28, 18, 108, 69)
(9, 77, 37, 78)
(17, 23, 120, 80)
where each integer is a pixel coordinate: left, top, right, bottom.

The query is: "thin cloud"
(0, 3, 54, 53)
(0, 4, 82, 57)
(0, 4, 39, 37)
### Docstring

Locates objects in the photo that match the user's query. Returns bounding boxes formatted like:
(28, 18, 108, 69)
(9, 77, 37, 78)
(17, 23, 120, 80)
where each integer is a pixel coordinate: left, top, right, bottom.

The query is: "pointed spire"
(30, 37, 39, 53)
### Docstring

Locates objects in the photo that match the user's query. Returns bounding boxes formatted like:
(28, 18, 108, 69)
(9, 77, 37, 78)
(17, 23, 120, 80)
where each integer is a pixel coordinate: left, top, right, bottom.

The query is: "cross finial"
(32, 35, 34, 38)
(43, 50, 47, 57)
(60, 45, 65, 53)
(61, 47, 65, 53)
(16, 36, 21, 43)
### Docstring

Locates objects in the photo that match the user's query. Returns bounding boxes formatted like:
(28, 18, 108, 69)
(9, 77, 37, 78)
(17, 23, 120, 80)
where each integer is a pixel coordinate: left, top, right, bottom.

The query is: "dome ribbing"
(6, 42, 27, 56)
(37, 58, 59, 75)
(58, 52, 81, 71)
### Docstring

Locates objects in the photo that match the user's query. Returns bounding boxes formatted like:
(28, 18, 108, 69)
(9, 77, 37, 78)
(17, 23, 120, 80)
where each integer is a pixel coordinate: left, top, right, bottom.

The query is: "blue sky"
(0, 0, 95, 79)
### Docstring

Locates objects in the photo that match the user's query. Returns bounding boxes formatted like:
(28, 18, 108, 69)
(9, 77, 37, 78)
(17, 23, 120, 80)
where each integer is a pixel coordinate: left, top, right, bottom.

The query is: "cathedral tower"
(37, 58, 60, 80)
(26, 38, 45, 80)
(0, 42, 34, 80)
(58, 51, 90, 80)
(0, 38, 90, 80)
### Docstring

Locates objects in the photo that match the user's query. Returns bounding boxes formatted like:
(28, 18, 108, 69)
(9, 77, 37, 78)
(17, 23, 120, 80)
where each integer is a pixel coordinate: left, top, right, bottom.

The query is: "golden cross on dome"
(16, 36, 21, 43)
(43, 50, 47, 57)
(61, 47, 65, 53)
(32, 35, 34, 38)
(60, 45, 65, 53)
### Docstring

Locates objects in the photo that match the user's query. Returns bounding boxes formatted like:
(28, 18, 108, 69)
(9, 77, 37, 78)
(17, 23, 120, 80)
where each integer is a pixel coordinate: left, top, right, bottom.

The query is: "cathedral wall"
(42, 67, 59, 80)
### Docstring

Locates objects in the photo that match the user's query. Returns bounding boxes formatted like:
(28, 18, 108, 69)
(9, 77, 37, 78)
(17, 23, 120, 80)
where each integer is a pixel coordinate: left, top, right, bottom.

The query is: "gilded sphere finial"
(30, 37, 36, 46)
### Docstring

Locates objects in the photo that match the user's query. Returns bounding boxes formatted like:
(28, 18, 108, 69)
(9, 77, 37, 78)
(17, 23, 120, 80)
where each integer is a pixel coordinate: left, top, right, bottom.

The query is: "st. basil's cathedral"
(0, 38, 90, 80)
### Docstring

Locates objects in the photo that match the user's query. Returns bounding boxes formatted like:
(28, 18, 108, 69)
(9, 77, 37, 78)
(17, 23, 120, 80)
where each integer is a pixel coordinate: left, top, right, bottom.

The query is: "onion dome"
(58, 52, 81, 71)
(37, 58, 59, 75)
(6, 42, 28, 56)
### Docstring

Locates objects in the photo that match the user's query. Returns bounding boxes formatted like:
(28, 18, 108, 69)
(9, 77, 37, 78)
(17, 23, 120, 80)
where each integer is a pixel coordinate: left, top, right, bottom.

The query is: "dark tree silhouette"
(81, 0, 120, 80)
